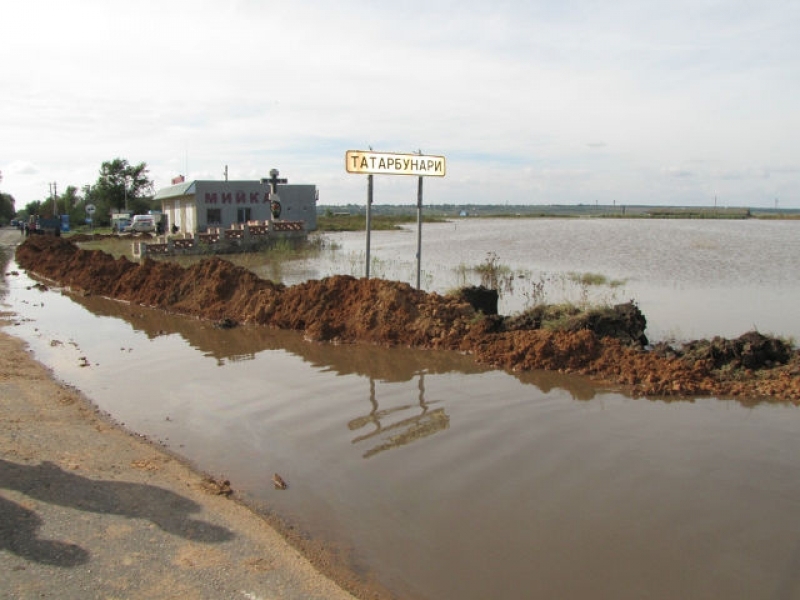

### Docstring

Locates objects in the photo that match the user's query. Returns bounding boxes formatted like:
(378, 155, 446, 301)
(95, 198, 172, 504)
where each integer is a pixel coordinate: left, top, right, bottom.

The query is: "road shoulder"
(0, 327, 357, 600)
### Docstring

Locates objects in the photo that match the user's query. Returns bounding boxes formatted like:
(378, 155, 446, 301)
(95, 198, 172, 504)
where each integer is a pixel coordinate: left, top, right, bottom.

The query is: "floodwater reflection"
(0, 246, 14, 299)
(30, 286, 798, 410)
(513, 366, 601, 401)
(68, 290, 601, 398)
(349, 374, 449, 458)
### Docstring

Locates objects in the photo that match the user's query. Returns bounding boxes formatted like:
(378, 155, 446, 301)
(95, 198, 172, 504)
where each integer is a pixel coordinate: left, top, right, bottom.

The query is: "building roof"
(154, 179, 315, 202)
(153, 181, 196, 200)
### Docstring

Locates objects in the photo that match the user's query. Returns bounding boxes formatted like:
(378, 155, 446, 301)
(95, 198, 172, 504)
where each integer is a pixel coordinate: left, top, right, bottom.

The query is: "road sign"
(346, 150, 446, 177)
(85, 204, 96, 215)
(346, 150, 445, 290)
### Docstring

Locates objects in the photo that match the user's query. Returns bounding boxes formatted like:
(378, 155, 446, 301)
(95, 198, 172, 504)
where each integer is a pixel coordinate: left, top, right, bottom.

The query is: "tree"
(0, 192, 15, 225)
(61, 185, 78, 213)
(58, 185, 86, 229)
(24, 200, 44, 219)
(93, 158, 154, 217)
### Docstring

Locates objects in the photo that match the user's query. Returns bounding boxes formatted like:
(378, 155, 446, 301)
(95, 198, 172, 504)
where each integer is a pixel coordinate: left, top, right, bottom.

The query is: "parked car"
(111, 216, 132, 232)
(127, 214, 156, 233)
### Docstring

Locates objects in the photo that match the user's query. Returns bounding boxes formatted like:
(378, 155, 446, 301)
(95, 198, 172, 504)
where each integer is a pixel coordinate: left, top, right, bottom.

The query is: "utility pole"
(49, 182, 57, 216)
(123, 175, 129, 212)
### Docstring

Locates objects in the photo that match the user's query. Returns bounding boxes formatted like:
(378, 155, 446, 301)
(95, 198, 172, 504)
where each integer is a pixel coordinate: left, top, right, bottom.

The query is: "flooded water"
(280, 218, 800, 343)
(2, 220, 800, 600)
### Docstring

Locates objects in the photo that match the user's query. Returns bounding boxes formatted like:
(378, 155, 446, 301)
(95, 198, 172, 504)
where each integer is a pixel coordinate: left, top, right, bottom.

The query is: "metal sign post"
(346, 150, 445, 286)
(416, 174, 423, 289)
(366, 174, 373, 278)
(85, 203, 96, 232)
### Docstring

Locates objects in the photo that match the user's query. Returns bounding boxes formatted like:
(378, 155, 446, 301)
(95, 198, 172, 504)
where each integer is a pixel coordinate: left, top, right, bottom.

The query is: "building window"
(237, 207, 251, 223)
(207, 208, 222, 225)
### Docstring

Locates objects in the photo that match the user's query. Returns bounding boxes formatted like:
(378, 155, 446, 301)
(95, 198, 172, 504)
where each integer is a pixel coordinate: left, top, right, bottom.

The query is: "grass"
(535, 303, 584, 331)
(567, 271, 626, 288)
(472, 252, 512, 289)
(641, 207, 752, 219)
(74, 236, 135, 259)
(453, 252, 630, 312)
(316, 213, 448, 231)
(454, 252, 515, 295)
(73, 233, 330, 276)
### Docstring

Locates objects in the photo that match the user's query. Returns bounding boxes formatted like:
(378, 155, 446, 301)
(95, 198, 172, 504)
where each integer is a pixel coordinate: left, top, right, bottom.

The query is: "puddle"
(4, 242, 800, 600)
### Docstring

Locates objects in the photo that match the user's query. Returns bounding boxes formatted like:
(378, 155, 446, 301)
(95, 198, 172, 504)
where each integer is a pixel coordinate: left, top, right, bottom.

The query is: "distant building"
(153, 178, 318, 234)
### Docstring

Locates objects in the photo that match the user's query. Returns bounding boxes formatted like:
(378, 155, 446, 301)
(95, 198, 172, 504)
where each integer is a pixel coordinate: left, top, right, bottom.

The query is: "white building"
(154, 178, 318, 234)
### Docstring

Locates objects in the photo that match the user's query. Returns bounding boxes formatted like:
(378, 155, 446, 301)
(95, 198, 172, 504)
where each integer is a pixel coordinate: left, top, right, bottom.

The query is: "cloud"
(761, 165, 800, 178)
(6, 161, 39, 176)
(662, 167, 695, 178)
(1, 0, 798, 208)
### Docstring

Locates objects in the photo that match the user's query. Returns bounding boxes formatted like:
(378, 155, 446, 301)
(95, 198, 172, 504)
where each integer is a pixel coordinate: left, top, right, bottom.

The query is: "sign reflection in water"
(349, 374, 449, 459)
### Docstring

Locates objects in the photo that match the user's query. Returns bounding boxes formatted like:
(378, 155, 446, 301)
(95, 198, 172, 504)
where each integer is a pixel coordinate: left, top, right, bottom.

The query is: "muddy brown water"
(3, 221, 800, 599)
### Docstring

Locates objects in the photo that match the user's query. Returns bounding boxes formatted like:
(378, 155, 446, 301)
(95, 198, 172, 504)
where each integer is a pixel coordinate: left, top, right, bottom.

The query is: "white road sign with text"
(346, 150, 446, 177)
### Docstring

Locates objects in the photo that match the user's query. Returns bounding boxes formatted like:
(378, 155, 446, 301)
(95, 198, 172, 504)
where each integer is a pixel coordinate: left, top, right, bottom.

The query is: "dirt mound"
(14, 235, 800, 402)
(456, 285, 499, 316)
(677, 331, 793, 370)
(503, 302, 648, 347)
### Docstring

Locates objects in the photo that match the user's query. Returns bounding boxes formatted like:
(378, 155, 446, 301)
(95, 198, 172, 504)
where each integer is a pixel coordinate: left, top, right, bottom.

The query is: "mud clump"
(503, 302, 649, 348)
(677, 331, 793, 370)
(456, 285, 499, 316)
(14, 235, 800, 402)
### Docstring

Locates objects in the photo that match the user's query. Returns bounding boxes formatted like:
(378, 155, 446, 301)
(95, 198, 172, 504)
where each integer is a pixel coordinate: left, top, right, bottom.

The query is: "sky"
(2, 0, 799, 209)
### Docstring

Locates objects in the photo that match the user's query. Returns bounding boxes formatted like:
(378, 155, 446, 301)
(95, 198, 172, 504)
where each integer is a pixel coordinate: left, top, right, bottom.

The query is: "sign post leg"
(366, 174, 373, 279)
(416, 175, 423, 290)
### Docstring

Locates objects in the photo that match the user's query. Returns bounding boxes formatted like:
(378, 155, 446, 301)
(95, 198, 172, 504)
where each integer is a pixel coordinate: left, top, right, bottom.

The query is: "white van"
(127, 214, 156, 233)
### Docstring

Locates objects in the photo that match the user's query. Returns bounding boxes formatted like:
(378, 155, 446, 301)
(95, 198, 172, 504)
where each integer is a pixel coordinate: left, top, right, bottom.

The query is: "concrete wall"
(273, 184, 317, 230)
